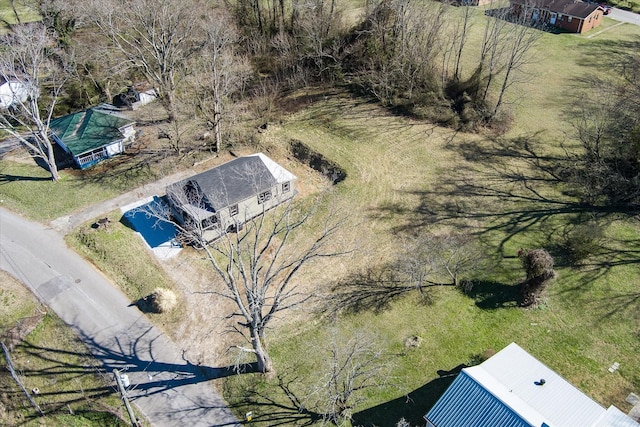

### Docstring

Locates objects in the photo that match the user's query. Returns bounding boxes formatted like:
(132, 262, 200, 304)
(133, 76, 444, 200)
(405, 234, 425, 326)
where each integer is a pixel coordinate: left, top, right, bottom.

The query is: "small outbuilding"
(49, 108, 136, 169)
(166, 153, 297, 244)
(112, 82, 157, 110)
(425, 343, 639, 427)
(0, 76, 31, 109)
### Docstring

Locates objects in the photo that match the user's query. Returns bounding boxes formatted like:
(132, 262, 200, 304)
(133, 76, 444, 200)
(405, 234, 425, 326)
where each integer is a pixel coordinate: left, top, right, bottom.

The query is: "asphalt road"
(608, 7, 640, 25)
(0, 208, 240, 427)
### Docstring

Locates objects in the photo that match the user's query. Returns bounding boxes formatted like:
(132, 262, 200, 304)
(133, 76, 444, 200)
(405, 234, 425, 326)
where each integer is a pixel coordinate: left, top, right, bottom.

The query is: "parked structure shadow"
(352, 366, 465, 427)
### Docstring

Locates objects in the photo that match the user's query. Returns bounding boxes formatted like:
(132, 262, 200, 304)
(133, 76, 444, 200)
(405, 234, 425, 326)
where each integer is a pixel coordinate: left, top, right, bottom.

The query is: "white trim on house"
(249, 153, 297, 184)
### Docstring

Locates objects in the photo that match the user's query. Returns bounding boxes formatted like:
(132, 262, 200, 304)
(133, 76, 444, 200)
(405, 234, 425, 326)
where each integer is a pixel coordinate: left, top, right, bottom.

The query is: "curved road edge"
(0, 208, 240, 427)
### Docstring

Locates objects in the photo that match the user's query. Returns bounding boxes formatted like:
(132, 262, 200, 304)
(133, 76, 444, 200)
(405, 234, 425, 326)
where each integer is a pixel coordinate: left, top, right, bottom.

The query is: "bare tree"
(194, 11, 251, 154)
(86, 0, 204, 130)
(567, 55, 640, 205)
(291, 0, 343, 78)
(475, 4, 541, 118)
(324, 232, 487, 316)
(200, 199, 348, 375)
(307, 329, 392, 424)
(448, 4, 475, 83)
(142, 188, 349, 375)
(491, 9, 541, 117)
(0, 24, 69, 181)
(349, 0, 448, 113)
(396, 232, 486, 291)
(478, 5, 509, 105)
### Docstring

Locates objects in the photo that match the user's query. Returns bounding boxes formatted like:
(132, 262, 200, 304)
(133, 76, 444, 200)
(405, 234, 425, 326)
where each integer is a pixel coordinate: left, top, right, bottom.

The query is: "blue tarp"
(122, 196, 178, 248)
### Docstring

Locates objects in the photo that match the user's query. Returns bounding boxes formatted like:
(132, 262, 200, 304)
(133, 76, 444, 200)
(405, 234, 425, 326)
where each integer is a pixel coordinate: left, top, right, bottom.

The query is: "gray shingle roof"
(167, 154, 295, 212)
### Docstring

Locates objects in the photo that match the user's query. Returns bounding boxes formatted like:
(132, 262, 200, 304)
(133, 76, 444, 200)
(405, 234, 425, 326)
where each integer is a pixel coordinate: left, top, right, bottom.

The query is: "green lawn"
(0, 142, 197, 221)
(66, 214, 184, 333)
(0, 0, 41, 33)
(219, 7, 640, 425)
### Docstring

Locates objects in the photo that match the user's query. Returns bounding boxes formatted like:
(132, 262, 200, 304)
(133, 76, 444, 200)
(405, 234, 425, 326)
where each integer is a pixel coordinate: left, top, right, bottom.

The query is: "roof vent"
(535, 379, 546, 386)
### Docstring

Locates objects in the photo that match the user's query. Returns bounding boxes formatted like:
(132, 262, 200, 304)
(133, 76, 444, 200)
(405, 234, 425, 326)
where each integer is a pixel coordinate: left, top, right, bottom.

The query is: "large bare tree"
(141, 190, 349, 375)
(199, 199, 348, 375)
(87, 0, 204, 125)
(0, 23, 69, 181)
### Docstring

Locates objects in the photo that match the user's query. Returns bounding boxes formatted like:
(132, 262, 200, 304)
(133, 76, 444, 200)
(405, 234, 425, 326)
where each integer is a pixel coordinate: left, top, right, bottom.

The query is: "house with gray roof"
(166, 153, 297, 243)
(425, 343, 638, 427)
(49, 108, 136, 169)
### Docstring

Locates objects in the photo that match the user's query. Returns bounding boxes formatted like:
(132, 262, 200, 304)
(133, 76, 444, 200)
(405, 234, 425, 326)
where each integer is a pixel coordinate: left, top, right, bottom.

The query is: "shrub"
(563, 223, 604, 264)
(518, 248, 557, 307)
(148, 287, 177, 313)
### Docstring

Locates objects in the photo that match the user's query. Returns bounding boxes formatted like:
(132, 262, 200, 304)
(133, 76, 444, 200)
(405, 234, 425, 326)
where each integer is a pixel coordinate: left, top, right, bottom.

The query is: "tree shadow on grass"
(5, 324, 256, 425)
(320, 267, 437, 318)
(0, 173, 52, 182)
(466, 280, 522, 309)
(226, 375, 323, 426)
(372, 132, 639, 258)
(351, 365, 466, 427)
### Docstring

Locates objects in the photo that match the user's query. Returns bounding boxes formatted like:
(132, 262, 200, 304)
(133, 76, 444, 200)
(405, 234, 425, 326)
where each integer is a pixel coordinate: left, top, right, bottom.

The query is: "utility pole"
(113, 369, 140, 427)
(1, 341, 44, 417)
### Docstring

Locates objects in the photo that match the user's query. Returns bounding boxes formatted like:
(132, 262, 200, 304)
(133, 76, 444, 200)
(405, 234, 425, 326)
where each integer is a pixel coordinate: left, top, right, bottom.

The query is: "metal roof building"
(50, 108, 136, 169)
(425, 343, 639, 427)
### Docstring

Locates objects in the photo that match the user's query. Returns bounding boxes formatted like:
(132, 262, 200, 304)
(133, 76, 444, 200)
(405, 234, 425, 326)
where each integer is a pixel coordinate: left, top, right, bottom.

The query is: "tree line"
(2, 0, 546, 179)
(2, 0, 638, 204)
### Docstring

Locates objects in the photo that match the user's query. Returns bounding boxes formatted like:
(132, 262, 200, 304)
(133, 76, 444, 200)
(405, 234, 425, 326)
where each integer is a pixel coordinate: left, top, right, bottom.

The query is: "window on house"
(567, 16, 572, 22)
(589, 17, 592, 22)
(558, 14, 563, 20)
(229, 204, 238, 216)
(257, 191, 272, 204)
(282, 181, 290, 193)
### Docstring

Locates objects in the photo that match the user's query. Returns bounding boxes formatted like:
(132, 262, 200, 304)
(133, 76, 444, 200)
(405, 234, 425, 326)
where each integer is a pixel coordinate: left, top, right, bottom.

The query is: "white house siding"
(120, 124, 136, 142)
(200, 180, 296, 243)
(0, 81, 30, 108)
(131, 90, 157, 110)
(106, 140, 124, 156)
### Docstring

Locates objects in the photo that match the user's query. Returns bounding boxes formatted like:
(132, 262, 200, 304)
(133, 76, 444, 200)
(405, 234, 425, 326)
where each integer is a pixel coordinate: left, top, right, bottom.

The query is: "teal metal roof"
(50, 109, 133, 155)
(425, 371, 533, 427)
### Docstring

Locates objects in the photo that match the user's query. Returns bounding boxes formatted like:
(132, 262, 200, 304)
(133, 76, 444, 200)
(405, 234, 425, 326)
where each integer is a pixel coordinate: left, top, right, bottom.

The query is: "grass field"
(0, 2, 638, 427)
(0, 130, 212, 221)
(218, 8, 640, 426)
(0, 0, 40, 33)
(65, 213, 185, 334)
